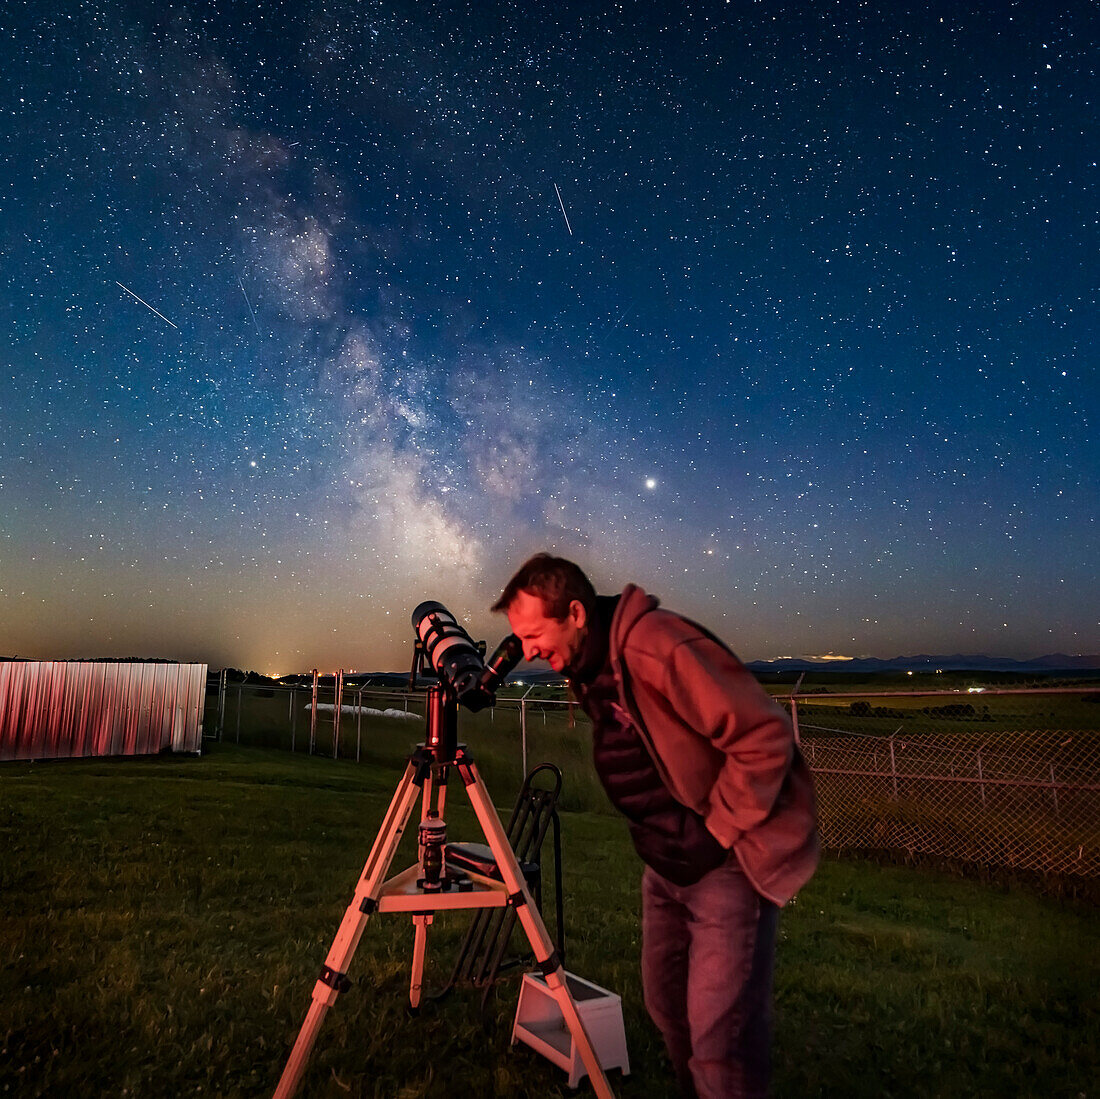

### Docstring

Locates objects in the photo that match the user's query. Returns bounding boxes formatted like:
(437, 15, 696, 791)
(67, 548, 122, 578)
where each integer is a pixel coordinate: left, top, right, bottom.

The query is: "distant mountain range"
(743, 653, 1100, 674)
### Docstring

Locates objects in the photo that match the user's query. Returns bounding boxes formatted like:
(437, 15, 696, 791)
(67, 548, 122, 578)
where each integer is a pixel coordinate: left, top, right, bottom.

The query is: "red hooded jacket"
(608, 585, 819, 906)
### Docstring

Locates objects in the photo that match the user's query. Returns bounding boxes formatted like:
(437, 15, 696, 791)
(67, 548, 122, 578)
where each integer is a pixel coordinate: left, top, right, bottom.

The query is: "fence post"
(1051, 763, 1060, 816)
(889, 735, 898, 798)
(520, 697, 528, 777)
(977, 748, 987, 809)
(333, 669, 343, 760)
(290, 687, 297, 752)
(789, 674, 804, 747)
(309, 669, 319, 755)
(520, 686, 535, 777)
(218, 668, 227, 740)
(356, 688, 363, 762)
(235, 685, 242, 743)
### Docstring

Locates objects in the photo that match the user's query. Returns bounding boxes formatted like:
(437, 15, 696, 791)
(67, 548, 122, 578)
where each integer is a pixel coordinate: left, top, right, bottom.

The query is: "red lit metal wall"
(0, 662, 207, 761)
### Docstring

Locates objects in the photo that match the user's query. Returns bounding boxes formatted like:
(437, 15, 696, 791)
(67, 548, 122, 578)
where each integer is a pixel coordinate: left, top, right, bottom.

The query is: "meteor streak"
(115, 281, 178, 329)
(239, 278, 261, 333)
(553, 182, 573, 236)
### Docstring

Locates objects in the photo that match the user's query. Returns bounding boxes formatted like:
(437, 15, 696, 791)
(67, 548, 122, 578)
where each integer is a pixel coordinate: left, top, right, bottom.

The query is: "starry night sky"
(2, 1, 1096, 673)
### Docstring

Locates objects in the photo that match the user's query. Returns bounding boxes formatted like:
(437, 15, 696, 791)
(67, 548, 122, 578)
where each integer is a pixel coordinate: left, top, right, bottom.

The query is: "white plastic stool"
(511, 970, 630, 1088)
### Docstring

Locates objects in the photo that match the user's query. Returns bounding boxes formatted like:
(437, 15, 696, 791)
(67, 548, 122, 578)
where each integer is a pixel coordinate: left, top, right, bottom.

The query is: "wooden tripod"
(273, 683, 614, 1098)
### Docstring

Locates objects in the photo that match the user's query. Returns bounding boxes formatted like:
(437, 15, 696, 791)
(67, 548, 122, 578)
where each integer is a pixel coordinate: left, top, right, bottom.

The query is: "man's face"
(505, 589, 588, 674)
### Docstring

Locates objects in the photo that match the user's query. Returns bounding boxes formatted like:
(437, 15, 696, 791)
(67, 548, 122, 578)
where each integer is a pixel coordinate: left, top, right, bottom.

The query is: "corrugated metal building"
(0, 661, 207, 761)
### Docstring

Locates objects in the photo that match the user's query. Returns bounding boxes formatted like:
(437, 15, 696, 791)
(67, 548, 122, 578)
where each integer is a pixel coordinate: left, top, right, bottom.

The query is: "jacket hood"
(610, 584, 661, 656)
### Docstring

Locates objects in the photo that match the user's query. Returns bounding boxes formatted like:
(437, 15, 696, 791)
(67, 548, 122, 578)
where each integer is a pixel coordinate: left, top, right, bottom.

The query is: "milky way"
(1, 1, 1096, 672)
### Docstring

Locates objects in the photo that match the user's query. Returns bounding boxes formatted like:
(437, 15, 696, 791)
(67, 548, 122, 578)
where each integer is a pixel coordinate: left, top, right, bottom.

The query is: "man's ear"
(568, 599, 587, 630)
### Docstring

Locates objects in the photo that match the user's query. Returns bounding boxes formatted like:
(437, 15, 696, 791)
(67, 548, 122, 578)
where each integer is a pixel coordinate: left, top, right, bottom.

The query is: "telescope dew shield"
(411, 601, 484, 700)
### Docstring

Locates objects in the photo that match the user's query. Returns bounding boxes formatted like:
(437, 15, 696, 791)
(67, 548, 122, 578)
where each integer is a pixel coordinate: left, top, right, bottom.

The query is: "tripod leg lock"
(536, 951, 563, 978)
(318, 964, 353, 995)
(359, 896, 378, 915)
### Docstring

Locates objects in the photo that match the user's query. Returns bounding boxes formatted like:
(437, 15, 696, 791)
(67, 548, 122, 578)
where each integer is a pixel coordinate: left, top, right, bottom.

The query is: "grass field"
(2, 741, 1097, 1097)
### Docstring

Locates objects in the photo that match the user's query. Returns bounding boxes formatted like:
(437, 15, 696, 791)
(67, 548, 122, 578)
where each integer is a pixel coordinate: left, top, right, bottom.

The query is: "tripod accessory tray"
(512, 971, 630, 1088)
(375, 863, 509, 912)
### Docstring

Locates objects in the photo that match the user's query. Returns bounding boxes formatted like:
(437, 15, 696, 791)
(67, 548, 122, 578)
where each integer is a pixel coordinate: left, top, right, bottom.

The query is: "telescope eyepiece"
(480, 633, 522, 696)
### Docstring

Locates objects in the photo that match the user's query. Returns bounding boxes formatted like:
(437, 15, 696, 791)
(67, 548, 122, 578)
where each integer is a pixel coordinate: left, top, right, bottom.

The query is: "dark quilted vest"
(570, 597, 728, 886)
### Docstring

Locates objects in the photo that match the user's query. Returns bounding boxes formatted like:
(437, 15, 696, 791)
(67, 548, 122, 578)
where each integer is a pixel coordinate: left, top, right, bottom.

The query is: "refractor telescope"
(410, 600, 522, 713)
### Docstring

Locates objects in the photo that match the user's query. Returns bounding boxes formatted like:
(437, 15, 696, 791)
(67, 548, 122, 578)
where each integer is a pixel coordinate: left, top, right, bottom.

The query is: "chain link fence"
(787, 688, 1099, 877)
(206, 679, 1100, 879)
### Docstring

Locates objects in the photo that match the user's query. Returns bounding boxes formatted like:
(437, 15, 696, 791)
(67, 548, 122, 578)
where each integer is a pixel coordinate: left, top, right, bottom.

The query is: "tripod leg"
(274, 761, 423, 1099)
(460, 762, 616, 1099)
(409, 914, 432, 1010)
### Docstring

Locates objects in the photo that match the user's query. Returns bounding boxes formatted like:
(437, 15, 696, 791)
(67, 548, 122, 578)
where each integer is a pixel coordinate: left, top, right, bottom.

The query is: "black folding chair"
(435, 763, 565, 1010)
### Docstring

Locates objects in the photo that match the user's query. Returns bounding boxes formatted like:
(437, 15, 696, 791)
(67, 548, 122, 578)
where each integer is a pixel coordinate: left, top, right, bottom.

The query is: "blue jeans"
(641, 859, 778, 1099)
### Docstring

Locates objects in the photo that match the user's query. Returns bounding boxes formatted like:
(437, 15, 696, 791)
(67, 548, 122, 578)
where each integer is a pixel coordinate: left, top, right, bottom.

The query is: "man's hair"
(491, 553, 597, 620)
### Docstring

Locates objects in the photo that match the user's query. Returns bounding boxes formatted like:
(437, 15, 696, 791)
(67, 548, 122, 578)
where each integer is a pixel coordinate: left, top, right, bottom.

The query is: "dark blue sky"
(2, 0, 1096, 672)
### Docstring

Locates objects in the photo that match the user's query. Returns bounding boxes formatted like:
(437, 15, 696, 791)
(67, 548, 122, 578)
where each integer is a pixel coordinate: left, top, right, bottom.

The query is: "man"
(492, 553, 818, 1099)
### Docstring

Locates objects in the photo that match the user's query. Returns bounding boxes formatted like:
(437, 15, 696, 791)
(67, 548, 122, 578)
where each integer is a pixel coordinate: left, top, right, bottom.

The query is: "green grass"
(1, 743, 1097, 1097)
